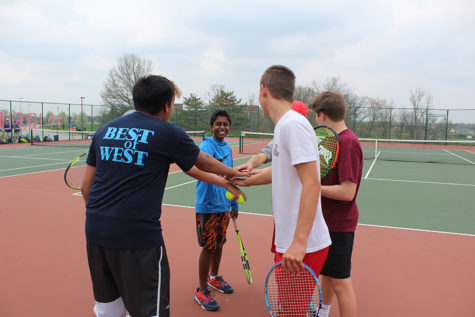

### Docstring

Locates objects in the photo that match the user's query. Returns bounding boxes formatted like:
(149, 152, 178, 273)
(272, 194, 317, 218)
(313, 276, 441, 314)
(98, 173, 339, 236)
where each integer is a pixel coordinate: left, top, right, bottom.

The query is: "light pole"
(19, 97, 23, 114)
(80, 97, 85, 131)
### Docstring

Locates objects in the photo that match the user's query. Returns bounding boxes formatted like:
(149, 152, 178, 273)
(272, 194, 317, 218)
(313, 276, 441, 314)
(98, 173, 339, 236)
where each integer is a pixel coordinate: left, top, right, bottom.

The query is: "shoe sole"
(194, 295, 220, 311)
(207, 282, 234, 294)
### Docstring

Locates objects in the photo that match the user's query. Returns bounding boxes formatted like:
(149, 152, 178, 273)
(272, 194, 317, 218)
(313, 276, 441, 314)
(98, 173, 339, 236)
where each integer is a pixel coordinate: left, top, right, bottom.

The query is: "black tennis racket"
(315, 125, 340, 182)
(64, 152, 88, 190)
(265, 261, 322, 316)
(231, 216, 252, 284)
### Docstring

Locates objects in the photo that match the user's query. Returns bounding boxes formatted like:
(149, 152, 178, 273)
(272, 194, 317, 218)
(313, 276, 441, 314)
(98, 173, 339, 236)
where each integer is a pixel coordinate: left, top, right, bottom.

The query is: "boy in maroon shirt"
(310, 91, 363, 317)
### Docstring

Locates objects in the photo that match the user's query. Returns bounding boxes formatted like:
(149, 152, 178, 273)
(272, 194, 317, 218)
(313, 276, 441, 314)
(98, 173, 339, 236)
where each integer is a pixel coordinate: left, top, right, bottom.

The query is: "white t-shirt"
(272, 110, 331, 253)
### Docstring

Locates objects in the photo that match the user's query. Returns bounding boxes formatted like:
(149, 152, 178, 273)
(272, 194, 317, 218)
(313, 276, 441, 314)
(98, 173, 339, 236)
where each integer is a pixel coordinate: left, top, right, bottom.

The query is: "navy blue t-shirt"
(85, 111, 200, 249)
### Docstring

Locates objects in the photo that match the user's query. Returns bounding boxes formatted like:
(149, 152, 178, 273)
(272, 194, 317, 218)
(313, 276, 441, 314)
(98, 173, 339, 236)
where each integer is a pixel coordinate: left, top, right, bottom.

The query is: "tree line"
(98, 54, 464, 140)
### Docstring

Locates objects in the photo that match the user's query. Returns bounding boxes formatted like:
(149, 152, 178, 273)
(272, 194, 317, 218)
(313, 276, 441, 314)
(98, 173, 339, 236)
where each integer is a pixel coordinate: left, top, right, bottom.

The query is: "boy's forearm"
(321, 180, 357, 201)
(294, 181, 320, 244)
(81, 165, 96, 204)
(194, 151, 236, 177)
(248, 153, 268, 169)
(242, 167, 272, 186)
(185, 166, 226, 187)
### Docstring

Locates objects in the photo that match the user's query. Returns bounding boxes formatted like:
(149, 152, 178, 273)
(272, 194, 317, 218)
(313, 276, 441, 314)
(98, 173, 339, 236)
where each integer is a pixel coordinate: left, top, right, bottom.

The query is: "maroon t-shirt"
(321, 128, 363, 232)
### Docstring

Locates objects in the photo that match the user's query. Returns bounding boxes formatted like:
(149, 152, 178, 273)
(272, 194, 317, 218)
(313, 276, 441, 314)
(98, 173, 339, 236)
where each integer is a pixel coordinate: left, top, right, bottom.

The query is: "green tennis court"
(1, 138, 474, 317)
(3, 137, 473, 235)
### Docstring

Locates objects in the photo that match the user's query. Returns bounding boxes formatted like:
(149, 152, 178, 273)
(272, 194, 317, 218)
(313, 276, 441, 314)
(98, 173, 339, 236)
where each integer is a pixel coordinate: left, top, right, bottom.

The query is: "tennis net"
(239, 131, 475, 165)
(361, 138, 475, 165)
(30, 129, 206, 148)
(30, 129, 93, 148)
(239, 131, 274, 154)
(186, 130, 206, 144)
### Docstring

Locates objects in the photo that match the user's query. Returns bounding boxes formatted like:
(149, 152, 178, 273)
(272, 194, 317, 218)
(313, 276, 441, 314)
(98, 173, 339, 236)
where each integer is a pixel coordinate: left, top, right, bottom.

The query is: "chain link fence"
(1, 99, 474, 142)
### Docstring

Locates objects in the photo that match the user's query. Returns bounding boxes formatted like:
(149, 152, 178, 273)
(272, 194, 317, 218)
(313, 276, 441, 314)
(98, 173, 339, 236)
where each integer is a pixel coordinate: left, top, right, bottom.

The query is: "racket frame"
(315, 125, 340, 182)
(231, 216, 253, 284)
(64, 152, 88, 190)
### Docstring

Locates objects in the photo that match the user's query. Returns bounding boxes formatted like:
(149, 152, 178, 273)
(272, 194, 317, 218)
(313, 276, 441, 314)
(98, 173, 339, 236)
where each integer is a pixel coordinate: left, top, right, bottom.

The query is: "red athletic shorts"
(274, 247, 329, 277)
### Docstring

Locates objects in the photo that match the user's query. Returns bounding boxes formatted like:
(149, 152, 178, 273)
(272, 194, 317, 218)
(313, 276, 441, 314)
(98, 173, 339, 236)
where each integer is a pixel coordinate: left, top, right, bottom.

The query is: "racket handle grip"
(232, 216, 239, 231)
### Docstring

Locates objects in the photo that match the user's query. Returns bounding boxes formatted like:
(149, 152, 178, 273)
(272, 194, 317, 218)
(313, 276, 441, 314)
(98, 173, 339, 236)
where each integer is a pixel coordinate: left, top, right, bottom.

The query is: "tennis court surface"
(1, 137, 474, 316)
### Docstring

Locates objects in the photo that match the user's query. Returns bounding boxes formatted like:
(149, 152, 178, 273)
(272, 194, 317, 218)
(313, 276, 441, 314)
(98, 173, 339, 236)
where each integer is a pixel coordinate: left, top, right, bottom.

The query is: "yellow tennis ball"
(226, 191, 246, 204)
(236, 194, 245, 204)
(225, 191, 234, 200)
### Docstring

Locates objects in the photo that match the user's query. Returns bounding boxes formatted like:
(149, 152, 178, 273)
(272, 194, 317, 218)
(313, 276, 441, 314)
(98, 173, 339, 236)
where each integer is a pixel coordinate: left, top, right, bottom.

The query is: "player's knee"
(330, 278, 352, 295)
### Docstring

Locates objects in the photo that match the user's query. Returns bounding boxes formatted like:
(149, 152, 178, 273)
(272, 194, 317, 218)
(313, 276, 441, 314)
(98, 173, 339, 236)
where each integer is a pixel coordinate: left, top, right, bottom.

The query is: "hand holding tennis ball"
(226, 191, 246, 204)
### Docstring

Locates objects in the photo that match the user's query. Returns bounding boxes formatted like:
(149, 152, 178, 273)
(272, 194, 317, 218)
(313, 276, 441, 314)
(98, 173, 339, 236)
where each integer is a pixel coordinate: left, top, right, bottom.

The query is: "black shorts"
(321, 232, 355, 279)
(196, 212, 230, 249)
(87, 243, 170, 317)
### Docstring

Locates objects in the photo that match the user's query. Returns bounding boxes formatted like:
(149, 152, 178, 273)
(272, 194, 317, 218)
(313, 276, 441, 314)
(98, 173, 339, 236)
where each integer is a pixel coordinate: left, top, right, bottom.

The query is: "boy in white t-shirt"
(233, 65, 331, 275)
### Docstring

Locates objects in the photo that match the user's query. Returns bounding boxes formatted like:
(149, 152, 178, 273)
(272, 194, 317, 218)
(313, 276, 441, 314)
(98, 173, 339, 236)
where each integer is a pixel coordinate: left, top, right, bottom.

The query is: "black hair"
(132, 75, 175, 115)
(209, 109, 232, 126)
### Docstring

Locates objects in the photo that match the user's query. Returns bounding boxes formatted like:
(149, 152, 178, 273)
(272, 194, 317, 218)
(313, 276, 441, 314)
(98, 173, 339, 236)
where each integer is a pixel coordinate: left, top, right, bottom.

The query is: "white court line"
(0, 154, 70, 161)
(165, 180, 196, 190)
(365, 177, 475, 187)
(0, 161, 68, 173)
(0, 167, 65, 179)
(364, 151, 380, 179)
(162, 203, 475, 237)
(443, 149, 475, 165)
(0, 147, 82, 156)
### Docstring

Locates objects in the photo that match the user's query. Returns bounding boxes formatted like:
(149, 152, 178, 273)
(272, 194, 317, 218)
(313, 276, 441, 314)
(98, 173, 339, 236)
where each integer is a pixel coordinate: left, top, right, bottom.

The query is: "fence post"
(41, 102, 44, 138)
(445, 109, 449, 140)
(91, 105, 93, 131)
(9, 100, 13, 140)
(388, 108, 392, 139)
(257, 107, 260, 133)
(68, 104, 71, 140)
(424, 108, 429, 140)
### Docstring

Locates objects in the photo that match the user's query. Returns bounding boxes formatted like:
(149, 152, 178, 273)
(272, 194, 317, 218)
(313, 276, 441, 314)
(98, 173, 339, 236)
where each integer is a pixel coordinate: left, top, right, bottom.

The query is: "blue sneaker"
(194, 288, 219, 311)
(207, 275, 234, 294)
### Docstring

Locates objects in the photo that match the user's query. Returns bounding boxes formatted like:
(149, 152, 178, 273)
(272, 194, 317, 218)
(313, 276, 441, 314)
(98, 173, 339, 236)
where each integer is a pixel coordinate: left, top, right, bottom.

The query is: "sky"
(1, 0, 474, 113)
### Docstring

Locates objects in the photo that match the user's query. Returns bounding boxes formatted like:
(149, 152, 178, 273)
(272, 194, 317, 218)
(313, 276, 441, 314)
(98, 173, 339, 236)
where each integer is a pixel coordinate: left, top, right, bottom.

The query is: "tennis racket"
(231, 216, 253, 284)
(64, 152, 88, 190)
(265, 261, 322, 317)
(315, 125, 340, 182)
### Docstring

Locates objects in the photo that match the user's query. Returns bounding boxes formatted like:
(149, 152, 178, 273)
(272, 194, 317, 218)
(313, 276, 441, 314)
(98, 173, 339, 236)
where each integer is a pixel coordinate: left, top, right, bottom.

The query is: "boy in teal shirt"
(194, 110, 238, 311)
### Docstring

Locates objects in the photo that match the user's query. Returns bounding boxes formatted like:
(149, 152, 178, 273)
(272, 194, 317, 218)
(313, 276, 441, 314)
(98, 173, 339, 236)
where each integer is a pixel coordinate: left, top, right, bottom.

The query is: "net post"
(374, 139, 378, 158)
(240, 131, 246, 154)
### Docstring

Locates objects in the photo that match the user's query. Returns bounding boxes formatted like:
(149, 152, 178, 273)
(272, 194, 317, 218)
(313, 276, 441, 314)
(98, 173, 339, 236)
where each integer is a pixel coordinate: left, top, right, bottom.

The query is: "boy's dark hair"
(132, 75, 175, 115)
(209, 109, 232, 126)
(260, 65, 295, 102)
(310, 91, 346, 121)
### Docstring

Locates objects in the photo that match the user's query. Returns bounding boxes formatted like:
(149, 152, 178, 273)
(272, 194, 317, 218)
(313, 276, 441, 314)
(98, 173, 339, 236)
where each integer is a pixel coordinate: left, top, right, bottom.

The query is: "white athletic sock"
(209, 274, 218, 280)
(319, 304, 331, 317)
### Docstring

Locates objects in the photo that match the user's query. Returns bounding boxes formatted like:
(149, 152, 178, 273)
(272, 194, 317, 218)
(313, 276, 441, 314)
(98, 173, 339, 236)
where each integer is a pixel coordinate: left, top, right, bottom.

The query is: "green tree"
(207, 85, 246, 135)
(182, 93, 205, 130)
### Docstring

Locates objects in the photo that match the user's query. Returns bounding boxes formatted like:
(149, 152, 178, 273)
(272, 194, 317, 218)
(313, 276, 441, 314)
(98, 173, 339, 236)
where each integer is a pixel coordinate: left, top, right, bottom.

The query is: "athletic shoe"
(194, 288, 220, 311)
(207, 276, 234, 294)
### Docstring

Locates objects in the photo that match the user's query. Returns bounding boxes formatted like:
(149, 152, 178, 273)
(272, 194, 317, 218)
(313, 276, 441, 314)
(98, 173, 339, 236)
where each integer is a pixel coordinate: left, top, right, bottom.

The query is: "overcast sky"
(1, 0, 474, 113)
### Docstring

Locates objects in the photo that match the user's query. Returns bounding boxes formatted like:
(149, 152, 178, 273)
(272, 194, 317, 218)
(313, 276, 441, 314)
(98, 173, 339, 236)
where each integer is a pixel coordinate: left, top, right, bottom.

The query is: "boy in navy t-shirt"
(81, 75, 247, 317)
(193, 110, 238, 311)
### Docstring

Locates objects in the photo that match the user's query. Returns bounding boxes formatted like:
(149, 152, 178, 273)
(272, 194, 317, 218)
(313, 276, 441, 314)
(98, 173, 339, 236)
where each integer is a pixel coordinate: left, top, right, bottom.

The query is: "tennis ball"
(226, 191, 246, 204)
(225, 191, 234, 200)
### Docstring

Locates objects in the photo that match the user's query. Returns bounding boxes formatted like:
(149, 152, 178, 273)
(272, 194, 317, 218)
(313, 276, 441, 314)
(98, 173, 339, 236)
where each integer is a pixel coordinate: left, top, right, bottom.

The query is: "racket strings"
(267, 266, 320, 316)
(65, 155, 87, 189)
(316, 127, 339, 179)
